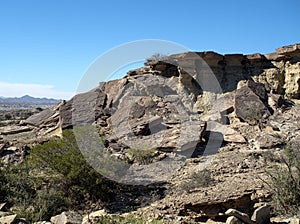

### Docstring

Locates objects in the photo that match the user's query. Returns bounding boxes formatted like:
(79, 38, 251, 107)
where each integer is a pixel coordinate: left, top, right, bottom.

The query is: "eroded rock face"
(1, 43, 300, 223)
(2, 43, 300, 166)
(105, 75, 205, 154)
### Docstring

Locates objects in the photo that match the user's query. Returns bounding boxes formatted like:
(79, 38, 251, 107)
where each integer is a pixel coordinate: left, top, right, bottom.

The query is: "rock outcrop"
(1, 44, 299, 154)
(1, 43, 300, 223)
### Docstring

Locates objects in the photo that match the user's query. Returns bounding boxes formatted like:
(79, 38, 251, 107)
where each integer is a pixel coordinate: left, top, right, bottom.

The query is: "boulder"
(200, 92, 234, 123)
(207, 121, 246, 143)
(50, 211, 82, 224)
(210, 92, 235, 115)
(255, 134, 284, 149)
(0, 214, 17, 224)
(225, 209, 255, 224)
(237, 80, 268, 102)
(226, 216, 243, 224)
(251, 205, 270, 224)
(60, 87, 106, 129)
(235, 80, 271, 124)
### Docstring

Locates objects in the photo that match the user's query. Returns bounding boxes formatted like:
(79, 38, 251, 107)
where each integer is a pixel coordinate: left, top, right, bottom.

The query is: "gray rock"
(251, 205, 270, 224)
(225, 208, 255, 224)
(0, 214, 17, 224)
(50, 211, 82, 224)
(24, 108, 56, 126)
(226, 216, 243, 224)
(0, 125, 32, 135)
(207, 121, 246, 143)
(60, 87, 106, 129)
(235, 80, 271, 124)
(255, 134, 283, 149)
(245, 80, 268, 101)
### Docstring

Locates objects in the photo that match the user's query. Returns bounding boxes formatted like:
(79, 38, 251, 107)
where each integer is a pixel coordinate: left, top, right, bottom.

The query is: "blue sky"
(0, 0, 299, 99)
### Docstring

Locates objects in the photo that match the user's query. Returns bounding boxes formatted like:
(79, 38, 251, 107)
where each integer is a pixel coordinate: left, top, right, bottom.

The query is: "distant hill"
(0, 95, 61, 109)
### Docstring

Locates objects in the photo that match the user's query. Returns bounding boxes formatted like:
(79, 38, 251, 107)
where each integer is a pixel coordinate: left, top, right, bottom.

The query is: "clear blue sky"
(0, 0, 299, 99)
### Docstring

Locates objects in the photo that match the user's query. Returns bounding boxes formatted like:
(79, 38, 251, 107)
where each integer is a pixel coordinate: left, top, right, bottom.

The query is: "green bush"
(0, 129, 113, 222)
(266, 144, 300, 216)
(0, 162, 9, 201)
(4, 113, 12, 120)
(30, 129, 113, 204)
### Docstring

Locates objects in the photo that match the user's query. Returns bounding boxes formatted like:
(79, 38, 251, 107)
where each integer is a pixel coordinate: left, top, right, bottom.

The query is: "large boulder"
(225, 209, 254, 224)
(207, 121, 246, 143)
(234, 80, 271, 124)
(251, 205, 270, 224)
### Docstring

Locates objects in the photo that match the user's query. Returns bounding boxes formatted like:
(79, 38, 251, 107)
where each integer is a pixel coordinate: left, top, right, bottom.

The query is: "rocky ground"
(0, 43, 300, 223)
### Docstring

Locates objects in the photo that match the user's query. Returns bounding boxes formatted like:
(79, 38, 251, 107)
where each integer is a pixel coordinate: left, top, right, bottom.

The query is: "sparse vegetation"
(0, 129, 114, 222)
(4, 113, 12, 120)
(126, 147, 158, 165)
(266, 144, 300, 216)
(0, 109, 37, 121)
(94, 213, 165, 224)
(179, 168, 215, 193)
(146, 53, 168, 62)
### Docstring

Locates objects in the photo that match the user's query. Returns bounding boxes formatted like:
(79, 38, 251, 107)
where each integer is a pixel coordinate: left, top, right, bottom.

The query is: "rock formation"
(0, 43, 300, 223)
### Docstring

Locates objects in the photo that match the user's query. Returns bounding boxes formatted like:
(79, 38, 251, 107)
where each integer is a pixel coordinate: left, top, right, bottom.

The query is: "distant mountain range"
(0, 95, 61, 105)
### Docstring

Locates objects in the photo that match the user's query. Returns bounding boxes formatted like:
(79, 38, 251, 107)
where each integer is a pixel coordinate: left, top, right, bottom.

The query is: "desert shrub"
(0, 129, 113, 222)
(266, 144, 300, 216)
(4, 113, 12, 120)
(126, 147, 158, 165)
(30, 189, 69, 221)
(3, 162, 36, 208)
(0, 162, 9, 201)
(146, 53, 168, 62)
(0, 159, 69, 221)
(179, 169, 214, 193)
(30, 129, 113, 203)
